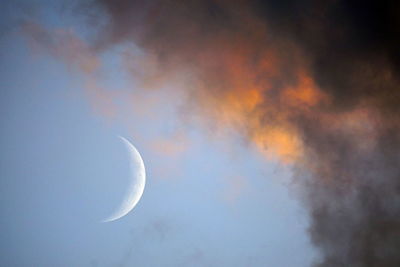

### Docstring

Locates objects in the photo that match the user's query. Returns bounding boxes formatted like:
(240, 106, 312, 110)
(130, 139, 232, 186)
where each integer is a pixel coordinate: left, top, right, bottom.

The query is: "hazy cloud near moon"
(22, 0, 400, 266)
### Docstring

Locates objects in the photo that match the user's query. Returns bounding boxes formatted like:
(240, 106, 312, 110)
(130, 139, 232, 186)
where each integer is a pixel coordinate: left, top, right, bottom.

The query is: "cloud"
(143, 219, 173, 241)
(116, 218, 174, 267)
(23, 21, 100, 73)
(149, 131, 189, 157)
(22, 21, 120, 118)
(29, 0, 400, 266)
(83, 1, 400, 265)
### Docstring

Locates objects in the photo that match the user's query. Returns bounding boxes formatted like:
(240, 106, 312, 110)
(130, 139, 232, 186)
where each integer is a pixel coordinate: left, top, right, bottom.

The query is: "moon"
(102, 136, 146, 222)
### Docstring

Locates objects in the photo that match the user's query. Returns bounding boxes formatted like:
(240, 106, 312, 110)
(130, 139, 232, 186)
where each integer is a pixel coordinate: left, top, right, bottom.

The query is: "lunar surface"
(102, 136, 146, 222)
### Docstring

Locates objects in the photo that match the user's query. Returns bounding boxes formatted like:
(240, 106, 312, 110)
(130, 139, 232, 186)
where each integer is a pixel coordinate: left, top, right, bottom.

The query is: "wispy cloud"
(23, 1, 400, 265)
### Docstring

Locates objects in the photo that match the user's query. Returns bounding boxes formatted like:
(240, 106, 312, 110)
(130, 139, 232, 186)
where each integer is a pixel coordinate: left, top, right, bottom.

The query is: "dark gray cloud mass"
(78, 1, 400, 266)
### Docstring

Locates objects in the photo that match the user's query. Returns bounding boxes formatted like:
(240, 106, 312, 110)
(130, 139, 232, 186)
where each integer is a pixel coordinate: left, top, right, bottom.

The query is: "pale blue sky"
(0, 1, 317, 266)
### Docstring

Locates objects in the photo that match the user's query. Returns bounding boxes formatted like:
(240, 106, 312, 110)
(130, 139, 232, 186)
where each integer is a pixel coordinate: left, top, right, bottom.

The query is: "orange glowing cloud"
(174, 33, 328, 163)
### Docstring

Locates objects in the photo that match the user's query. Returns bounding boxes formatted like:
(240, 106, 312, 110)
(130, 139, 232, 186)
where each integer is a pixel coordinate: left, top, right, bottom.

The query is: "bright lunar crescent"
(102, 136, 146, 222)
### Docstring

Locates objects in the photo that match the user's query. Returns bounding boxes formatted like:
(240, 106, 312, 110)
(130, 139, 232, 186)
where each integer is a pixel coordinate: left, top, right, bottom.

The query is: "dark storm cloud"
(256, 2, 400, 266)
(257, 0, 400, 113)
(79, 1, 400, 266)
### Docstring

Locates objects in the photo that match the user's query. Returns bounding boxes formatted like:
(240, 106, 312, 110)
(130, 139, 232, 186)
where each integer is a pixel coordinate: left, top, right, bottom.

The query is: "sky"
(1, 1, 400, 267)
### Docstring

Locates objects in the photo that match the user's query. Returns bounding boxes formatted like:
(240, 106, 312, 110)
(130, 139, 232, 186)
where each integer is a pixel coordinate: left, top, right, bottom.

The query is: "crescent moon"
(102, 136, 146, 222)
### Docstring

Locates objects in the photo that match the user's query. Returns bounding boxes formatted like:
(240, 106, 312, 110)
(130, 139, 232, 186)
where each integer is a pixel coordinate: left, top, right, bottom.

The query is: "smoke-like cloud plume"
(77, 0, 400, 266)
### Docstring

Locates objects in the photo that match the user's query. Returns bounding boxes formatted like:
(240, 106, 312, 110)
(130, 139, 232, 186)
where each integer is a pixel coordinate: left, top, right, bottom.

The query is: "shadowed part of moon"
(101, 136, 146, 222)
